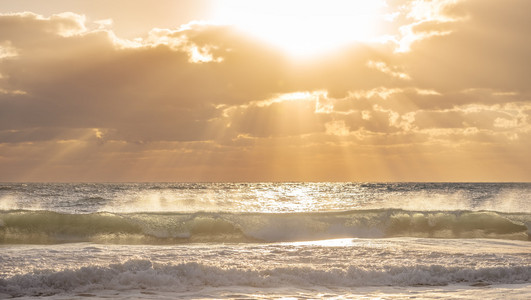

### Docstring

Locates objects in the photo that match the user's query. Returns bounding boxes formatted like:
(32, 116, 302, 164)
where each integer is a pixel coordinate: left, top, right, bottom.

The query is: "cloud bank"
(0, 0, 530, 181)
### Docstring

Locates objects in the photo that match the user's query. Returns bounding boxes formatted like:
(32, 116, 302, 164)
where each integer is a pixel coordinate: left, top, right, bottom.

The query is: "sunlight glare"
(212, 0, 386, 57)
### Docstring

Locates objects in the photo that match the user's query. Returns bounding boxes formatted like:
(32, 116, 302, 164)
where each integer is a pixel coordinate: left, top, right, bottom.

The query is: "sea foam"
(1, 259, 530, 297)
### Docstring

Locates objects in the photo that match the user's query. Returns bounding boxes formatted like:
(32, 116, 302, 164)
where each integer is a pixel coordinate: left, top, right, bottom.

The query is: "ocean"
(0, 182, 530, 299)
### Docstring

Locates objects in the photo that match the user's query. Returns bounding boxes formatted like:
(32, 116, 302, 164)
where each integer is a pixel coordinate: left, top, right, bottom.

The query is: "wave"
(0, 209, 529, 244)
(1, 259, 530, 297)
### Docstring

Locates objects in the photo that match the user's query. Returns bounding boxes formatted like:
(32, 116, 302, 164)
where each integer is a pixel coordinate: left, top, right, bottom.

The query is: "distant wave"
(1, 259, 530, 297)
(0, 209, 529, 244)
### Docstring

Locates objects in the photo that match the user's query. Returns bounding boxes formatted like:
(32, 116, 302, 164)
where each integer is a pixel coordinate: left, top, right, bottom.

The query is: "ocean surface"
(0, 182, 530, 299)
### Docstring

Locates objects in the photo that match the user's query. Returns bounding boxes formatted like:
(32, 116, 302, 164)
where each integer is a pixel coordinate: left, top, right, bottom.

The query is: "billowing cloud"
(0, 0, 530, 181)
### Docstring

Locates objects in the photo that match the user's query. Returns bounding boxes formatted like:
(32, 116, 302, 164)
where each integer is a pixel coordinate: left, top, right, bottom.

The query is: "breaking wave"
(0, 209, 529, 244)
(1, 259, 530, 297)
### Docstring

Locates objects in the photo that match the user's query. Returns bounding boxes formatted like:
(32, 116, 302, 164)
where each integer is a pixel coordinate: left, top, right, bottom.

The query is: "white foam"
(1, 259, 530, 297)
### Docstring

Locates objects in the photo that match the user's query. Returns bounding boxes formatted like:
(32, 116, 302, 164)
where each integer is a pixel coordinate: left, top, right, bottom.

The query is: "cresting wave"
(1, 259, 530, 297)
(1, 209, 529, 244)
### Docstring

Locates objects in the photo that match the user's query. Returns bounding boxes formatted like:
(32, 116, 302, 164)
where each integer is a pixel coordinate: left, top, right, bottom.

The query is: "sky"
(0, 0, 530, 182)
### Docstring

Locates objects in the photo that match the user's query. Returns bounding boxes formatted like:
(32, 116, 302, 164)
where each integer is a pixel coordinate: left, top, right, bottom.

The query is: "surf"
(1, 209, 529, 244)
(1, 258, 530, 297)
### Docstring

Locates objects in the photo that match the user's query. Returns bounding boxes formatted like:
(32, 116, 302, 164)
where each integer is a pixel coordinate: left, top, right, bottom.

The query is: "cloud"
(0, 12, 402, 143)
(400, 0, 531, 92)
(367, 61, 411, 80)
(0, 1, 530, 181)
(0, 13, 291, 144)
(0, 12, 86, 45)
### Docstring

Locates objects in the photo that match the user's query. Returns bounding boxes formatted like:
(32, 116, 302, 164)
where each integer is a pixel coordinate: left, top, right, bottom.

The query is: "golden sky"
(0, 0, 530, 182)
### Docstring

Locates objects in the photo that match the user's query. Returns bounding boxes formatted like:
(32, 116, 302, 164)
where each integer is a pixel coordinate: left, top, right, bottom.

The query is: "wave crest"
(0, 209, 529, 244)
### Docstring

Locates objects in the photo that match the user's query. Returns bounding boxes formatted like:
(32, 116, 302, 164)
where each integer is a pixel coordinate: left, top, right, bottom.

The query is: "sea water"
(0, 182, 530, 299)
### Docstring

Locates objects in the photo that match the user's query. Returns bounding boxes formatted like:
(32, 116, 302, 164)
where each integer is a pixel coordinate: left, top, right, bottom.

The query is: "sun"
(212, 0, 386, 58)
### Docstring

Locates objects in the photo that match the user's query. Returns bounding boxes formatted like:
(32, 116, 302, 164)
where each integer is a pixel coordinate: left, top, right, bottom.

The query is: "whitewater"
(0, 182, 530, 299)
